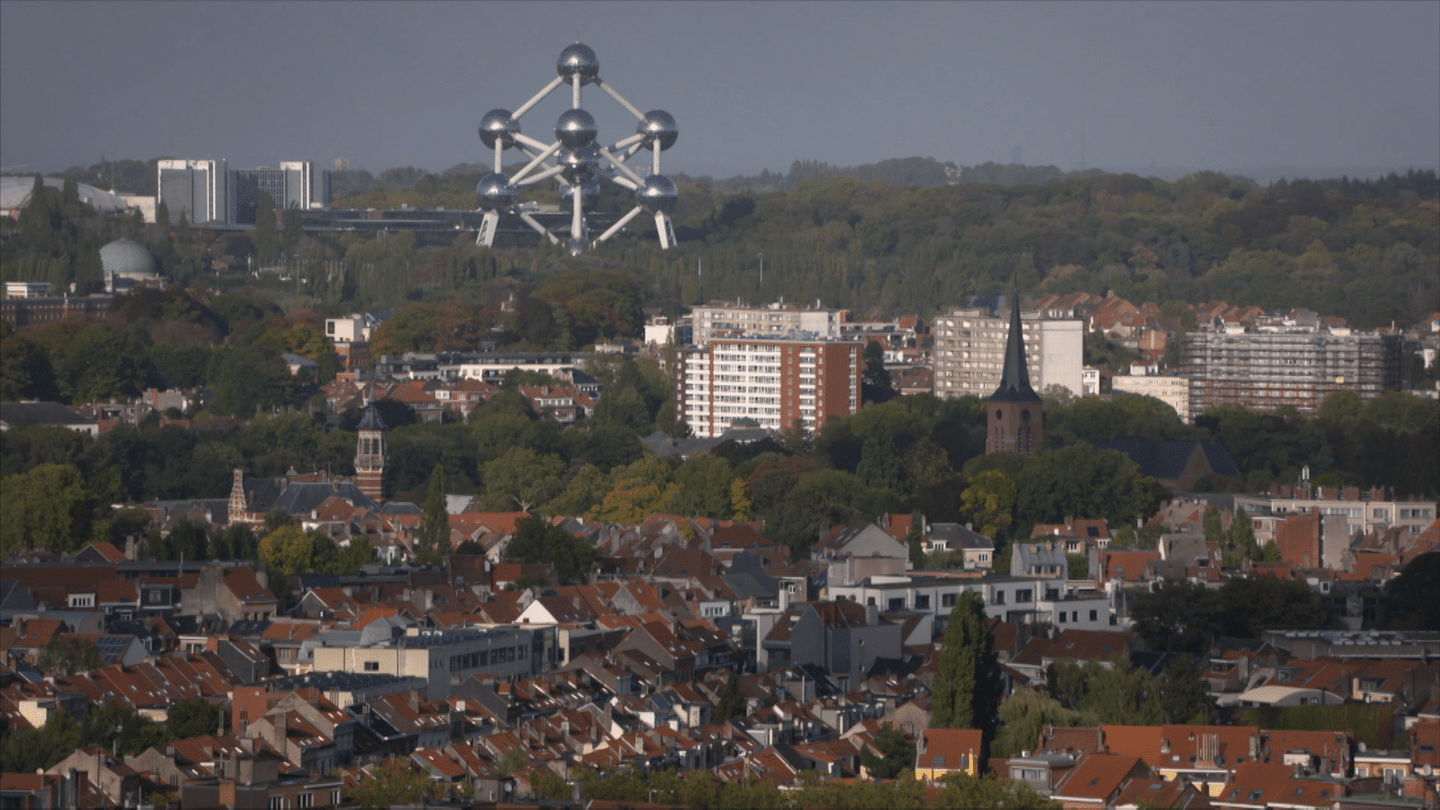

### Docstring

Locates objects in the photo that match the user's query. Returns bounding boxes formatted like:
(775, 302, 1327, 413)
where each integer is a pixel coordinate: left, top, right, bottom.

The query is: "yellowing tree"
(258, 524, 312, 575)
(960, 469, 1016, 541)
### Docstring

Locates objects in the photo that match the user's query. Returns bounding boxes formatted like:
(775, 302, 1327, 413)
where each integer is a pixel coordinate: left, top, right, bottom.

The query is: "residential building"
(1112, 366, 1194, 423)
(308, 625, 543, 699)
(688, 301, 844, 347)
(156, 159, 227, 224)
(1234, 485, 1437, 544)
(675, 334, 862, 437)
(914, 728, 983, 781)
(933, 300, 1084, 399)
(1180, 325, 1402, 416)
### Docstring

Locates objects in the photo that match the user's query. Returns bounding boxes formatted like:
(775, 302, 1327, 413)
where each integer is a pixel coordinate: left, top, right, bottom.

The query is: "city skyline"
(1, 1, 1438, 184)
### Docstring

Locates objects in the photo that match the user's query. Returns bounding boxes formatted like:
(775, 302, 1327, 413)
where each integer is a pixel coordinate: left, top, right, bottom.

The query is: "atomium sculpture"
(475, 42, 679, 256)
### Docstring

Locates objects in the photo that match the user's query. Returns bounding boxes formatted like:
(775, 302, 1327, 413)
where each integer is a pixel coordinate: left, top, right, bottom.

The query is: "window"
(268, 797, 282, 810)
(298, 793, 312, 809)
(914, 594, 930, 609)
(1089, 610, 1098, 621)
(363, 661, 378, 672)
(888, 598, 905, 611)
(1058, 612, 1066, 624)
(993, 591, 1005, 605)
(941, 593, 957, 607)
(331, 790, 341, 806)
(1016, 589, 1033, 603)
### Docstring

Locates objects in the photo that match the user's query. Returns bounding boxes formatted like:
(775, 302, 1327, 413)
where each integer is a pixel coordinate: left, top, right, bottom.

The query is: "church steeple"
(991, 291, 1041, 403)
(987, 291, 1043, 455)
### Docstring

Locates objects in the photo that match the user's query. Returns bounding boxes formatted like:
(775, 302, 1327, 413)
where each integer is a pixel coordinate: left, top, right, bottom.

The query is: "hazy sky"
(2, 1, 1437, 181)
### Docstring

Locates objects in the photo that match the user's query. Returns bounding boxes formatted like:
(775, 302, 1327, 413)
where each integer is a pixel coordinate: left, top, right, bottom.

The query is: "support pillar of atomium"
(474, 42, 681, 255)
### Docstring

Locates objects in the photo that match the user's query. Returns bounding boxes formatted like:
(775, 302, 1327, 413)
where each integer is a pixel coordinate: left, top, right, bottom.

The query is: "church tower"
(355, 400, 388, 504)
(986, 292, 1043, 455)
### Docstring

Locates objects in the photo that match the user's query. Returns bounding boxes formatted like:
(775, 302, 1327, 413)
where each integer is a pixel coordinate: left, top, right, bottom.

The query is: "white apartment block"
(827, 573, 1119, 636)
(932, 308, 1084, 399)
(1112, 367, 1194, 423)
(689, 301, 843, 347)
(675, 336, 862, 438)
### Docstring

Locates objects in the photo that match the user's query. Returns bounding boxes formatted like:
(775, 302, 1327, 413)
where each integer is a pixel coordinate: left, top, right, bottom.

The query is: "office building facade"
(932, 307, 1084, 399)
(675, 335, 862, 437)
(230, 161, 332, 224)
(1180, 327, 1401, 416)
(157, 159, 227, 225)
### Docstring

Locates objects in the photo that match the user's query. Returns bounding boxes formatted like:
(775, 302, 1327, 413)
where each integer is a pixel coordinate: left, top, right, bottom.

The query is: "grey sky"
(2, 1, 1437, 181)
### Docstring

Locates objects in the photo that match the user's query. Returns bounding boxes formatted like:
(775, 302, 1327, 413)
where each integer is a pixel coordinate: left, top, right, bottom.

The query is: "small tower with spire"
(355, 396, 388, 504)
(987, 291, 1043, 455)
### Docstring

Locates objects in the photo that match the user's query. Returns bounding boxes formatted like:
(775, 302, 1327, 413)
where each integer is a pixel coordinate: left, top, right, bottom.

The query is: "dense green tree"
(505, 513, 597, 581)
(0, 326, 61, 401)
(415, 463, 451, 565)
(344, 761, 438, 810)
(860, 724, 916, 779)
(1128, 579, 1225, 656)
(252, 192, 279, 265)
(0, 462, 98, 555)
(482, 446, 565, 511)
(930, 591, 1002, 762)
(1381, 552, 1440, 630)
(715, 671, 746, 722)
(993, 689, 1080, 758)
(36, 635, 103, 676)
(166, 700, 222, 739)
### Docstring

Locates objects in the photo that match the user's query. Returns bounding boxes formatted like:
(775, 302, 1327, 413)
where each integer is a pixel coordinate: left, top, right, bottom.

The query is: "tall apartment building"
(932, 305, 1084, 399)
(689, 301, 844, 347)
(1180, 326, 1401, 416)
(230, 161, 332, 224)
(675, 335, 862, 437)
(156, 159, 227, 224)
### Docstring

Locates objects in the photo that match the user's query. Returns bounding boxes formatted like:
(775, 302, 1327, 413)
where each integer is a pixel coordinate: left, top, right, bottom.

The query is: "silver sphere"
(560, 181, 602, 211)
(555, 108, 598, 150)
(478, 109, 520, 149)
(557, 145, 600, 183)
(637, 110, 678, 151)
(556, 43, 599, 85)
(475, 173, 517, 211)
(636, 174, 677, 214)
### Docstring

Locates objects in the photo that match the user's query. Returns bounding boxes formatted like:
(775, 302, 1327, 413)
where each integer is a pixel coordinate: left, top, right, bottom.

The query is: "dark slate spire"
(990, 291, 1041, 403)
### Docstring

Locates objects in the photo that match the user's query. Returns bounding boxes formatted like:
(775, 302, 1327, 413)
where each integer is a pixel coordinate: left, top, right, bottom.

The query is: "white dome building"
(100, 239, 162, 292)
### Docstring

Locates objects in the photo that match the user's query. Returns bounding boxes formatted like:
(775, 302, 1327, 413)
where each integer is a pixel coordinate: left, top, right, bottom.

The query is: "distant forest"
(10, 158, 1439, 329)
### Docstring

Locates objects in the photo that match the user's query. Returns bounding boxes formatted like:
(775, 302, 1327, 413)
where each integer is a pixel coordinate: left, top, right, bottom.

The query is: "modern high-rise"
(1180, 326, 1401, 416)
(675, 335, 862, 437)
(156, 159, 227, 224)
(932, 303, 1083, 399)
(229, 161, 332, 224)
(688, 301, 844, 347)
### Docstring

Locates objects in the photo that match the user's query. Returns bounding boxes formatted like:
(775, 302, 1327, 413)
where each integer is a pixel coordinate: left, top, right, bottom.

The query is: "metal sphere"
(556, 43, 599, 85)
(560, 181, 602, 211)
(475, 173, 517, 211)
(557, 145, 600, 183)
(636, 174, 677, 214)
(637, 110, 678, 151)
(478, 109, 520, 149)
(555, 108, 598, 150)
